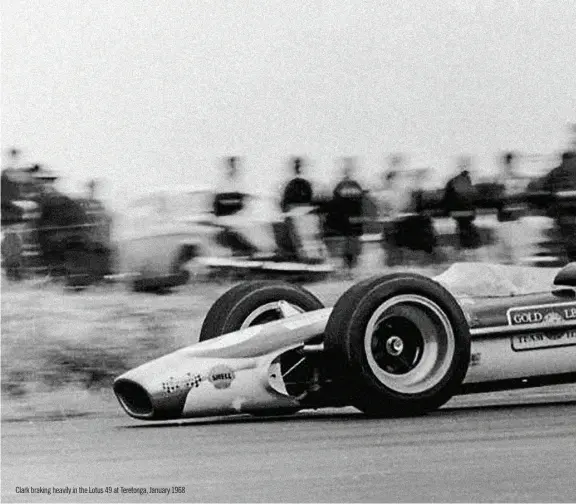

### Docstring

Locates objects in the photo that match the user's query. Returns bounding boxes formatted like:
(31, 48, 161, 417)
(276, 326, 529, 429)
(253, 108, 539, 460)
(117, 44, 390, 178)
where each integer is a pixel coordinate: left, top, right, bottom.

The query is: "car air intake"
(114, 379, 154, 418)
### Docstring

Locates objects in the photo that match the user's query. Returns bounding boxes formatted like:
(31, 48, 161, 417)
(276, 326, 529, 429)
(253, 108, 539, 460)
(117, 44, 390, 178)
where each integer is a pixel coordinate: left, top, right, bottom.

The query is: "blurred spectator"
(388, 153, 405, 175)
(375, 170, 399, 216)
(7, 147, 21, 162)
(1, 169, 26, 226)
(541, 150, 576, 261)
(443, 156, 480, 254)
(407, 168, 440, 263)
(376, 170, 404, 266)
(569, 123, 576, 152)
(1, 150, 26, 278)
(83, 179, 105, 213)
(280, 157, 313, 212)
(213, 156, 279, 258)
(1, 152, 38, 226)
(496, 152, 524, 264)
(409, 168, 430, 212)
(332, 157, 364, 274)
(86, 179, 97, 201)
(277, 157, 327, 263)
(376, 164, 439, 266)
(83, 179, 112, 255)
(212, 156, 258, 256)
(377, 154, 413, 217)
(375, 156, 412, 266)
(541, 150, 576, 193)
(213, 156, 246, 217)
(33, 170, 87, 276)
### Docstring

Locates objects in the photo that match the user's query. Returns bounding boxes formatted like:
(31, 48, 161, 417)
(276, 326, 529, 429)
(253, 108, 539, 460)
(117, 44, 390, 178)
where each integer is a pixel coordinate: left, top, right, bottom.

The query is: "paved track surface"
(2, 394, 576, 503)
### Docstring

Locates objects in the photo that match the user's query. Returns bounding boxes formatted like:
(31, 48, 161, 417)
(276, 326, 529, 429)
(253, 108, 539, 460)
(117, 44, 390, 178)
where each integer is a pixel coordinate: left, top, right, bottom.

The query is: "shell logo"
(208, 365, 235, 389)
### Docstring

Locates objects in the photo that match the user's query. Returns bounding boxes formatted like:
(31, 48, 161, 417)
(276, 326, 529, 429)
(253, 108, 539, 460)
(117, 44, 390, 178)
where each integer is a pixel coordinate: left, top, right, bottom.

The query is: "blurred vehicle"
(115, 186, 334, 292)
(1, 165, 113, 287)
(114, 186, 218, 292)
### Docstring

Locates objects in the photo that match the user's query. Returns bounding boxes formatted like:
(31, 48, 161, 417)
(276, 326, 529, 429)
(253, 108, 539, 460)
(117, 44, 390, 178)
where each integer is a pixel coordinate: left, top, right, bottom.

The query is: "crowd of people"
(2, 142, 575, 283)
(212, 147, 576, 273)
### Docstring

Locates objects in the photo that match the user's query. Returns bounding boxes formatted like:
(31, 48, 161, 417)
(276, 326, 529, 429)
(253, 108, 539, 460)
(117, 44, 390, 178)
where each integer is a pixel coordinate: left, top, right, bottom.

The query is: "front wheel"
(199, 281, 325, 417)
(199, 280, 324, 341)
(324, 273, 470, 417)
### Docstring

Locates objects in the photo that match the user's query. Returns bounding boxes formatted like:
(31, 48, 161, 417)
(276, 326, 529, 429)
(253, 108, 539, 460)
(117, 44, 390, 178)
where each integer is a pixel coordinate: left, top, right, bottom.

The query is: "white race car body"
(114, 264, 576, 421)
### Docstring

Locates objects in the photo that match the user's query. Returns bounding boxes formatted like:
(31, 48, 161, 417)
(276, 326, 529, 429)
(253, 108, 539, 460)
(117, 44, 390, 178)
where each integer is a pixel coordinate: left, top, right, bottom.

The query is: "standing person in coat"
(374, 154, 412, 266)
(280, 157, 313, 212)
(541, 150, 576, 262)
(279, 157, 325, 262)
(213, 156, 246, 217)
(332, 157, 365, 275)
(212, 156, 256, 256)
(443, 156, 480, 258)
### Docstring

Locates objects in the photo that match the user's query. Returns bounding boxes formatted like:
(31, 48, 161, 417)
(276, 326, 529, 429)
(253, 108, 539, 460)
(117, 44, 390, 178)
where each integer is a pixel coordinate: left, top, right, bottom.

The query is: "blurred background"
(2, 0, 576, 291)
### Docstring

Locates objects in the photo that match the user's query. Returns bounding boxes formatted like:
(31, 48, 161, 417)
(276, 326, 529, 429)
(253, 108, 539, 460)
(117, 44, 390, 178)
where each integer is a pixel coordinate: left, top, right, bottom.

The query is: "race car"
(114, 262, 576, 421)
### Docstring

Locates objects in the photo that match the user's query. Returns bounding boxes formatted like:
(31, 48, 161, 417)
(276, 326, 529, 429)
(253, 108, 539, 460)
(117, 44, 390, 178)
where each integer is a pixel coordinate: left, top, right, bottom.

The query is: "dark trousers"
(342, 234, 362, 270)
(455, 217, 480, 249)
(216, 228, 257, 257)
(382, 221, 402, 267)
(558, 217, 576, 261)
(383, 216, 438, 266)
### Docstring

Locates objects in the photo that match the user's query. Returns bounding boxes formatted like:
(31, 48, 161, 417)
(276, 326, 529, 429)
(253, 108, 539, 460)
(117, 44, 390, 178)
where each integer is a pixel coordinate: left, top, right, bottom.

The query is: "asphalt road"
(2, 393, 576, 503)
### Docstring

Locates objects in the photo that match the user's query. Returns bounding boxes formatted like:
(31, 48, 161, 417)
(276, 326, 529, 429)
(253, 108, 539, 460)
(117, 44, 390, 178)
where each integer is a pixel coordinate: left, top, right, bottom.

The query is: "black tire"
(324, 273, 470, 417)
(199, 280, 324, 342)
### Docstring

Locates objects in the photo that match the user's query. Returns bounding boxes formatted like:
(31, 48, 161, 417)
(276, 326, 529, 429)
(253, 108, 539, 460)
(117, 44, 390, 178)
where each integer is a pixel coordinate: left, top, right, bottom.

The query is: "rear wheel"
(324, 273, 470, 417)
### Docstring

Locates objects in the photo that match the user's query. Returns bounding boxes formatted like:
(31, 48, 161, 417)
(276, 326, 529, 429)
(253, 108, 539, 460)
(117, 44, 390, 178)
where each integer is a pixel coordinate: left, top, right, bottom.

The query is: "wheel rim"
(364, 294, 455, 394)
(240, 301, 305, 329)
